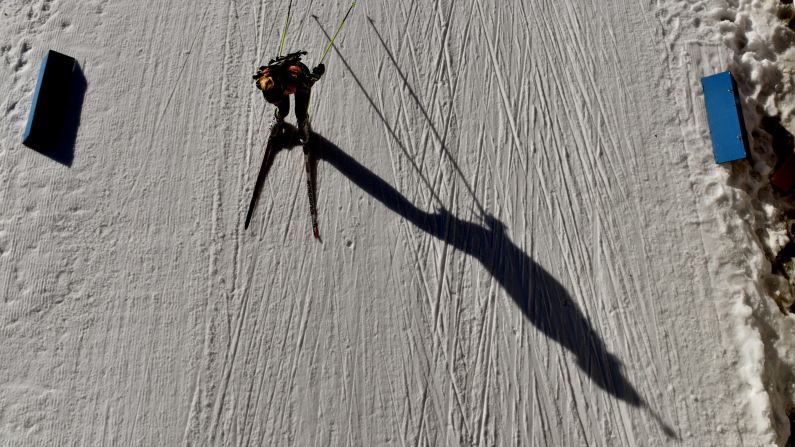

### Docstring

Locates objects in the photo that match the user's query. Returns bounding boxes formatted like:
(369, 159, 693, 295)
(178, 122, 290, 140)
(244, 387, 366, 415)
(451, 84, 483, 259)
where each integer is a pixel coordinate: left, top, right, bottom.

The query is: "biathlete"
(245, 1, 356, 240)
(253, 51, 325, 144)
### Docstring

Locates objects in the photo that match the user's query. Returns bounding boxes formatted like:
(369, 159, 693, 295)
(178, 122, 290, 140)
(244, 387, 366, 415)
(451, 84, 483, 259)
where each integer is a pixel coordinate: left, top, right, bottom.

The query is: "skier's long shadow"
(270, 125, 676, 437)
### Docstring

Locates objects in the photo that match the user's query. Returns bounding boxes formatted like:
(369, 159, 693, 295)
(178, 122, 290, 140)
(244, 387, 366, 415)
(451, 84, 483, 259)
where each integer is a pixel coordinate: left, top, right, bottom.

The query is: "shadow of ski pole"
(270, 125, 678, 440)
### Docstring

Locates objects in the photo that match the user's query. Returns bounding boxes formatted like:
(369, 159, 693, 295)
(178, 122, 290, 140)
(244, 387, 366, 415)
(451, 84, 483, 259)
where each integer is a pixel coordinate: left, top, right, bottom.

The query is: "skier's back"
(253, 51, 324, 143)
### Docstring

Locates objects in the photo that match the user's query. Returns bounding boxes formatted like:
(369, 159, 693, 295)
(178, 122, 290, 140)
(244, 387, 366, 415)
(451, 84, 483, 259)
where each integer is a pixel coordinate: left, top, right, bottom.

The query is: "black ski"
(302, 128, 321, 240)
(245, 118, 284, 230)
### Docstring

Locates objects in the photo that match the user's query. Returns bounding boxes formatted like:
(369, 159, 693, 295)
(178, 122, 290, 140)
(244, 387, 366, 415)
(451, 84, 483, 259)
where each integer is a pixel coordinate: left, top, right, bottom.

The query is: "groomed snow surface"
(2, 0, 795, 445)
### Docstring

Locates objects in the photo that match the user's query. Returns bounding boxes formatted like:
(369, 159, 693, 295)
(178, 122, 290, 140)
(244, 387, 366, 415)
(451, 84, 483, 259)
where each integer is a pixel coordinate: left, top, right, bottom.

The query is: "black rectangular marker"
(22, 50, 77, 151)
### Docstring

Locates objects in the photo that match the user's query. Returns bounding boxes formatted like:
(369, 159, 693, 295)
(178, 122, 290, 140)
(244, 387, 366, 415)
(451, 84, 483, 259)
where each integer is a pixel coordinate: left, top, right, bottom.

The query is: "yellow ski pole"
(308, 1, 357, 116)
(319, 1, 357, 64)
(278, 0, 293, 56)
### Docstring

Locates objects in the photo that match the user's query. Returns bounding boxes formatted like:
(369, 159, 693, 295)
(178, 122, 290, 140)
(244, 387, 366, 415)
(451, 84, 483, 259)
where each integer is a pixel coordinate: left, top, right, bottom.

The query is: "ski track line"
(658, 22, 732, 438)
(473, 0, 525, 174)
(413, 231, 441, 442)
(218, 0, 239, 349)
(381, 132, 441, 357)
(208, 269, 252, 444)
(476, 289, 498, 446)
(235, 285, 272, 447)
(260, 265, 299, 444)
(381, 6, 432, 186)
(115, 1, 213, 222)
(207, 191, 275, 445)
(371, 18, 482, 216)
(327, 15, 444, 210)
(370, 14, 457, 200)
(530, 15, 611, 324)
(268, 250, 303, 439)
(477, 3, 560, 234)
(256, 264, 300, 445)
(221, 0, 251, 352)
(428, 190, 473, 441)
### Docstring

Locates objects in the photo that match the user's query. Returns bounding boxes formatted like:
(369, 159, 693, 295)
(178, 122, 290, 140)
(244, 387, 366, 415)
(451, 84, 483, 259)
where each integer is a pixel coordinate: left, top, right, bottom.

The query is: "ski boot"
(298, 120, 312, 146)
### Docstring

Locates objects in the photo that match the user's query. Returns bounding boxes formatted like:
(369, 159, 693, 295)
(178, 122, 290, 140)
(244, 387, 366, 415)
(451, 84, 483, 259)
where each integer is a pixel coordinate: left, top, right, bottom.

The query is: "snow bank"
(708, 0, 795, 443)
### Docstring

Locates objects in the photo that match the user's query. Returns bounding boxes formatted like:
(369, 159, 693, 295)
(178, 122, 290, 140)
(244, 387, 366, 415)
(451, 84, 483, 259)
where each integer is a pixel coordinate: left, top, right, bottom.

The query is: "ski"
(302, 125, 321, 240)
(245, 118, 284, 230)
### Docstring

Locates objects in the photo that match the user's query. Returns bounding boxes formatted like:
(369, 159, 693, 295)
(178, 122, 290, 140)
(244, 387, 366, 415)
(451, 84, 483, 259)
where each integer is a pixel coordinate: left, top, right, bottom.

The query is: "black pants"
(274, 89, 311, 123)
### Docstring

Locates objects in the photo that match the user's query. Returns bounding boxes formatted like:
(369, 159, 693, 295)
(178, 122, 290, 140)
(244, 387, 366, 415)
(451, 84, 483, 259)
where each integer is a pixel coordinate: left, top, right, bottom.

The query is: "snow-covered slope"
(1, 0, 793, 445)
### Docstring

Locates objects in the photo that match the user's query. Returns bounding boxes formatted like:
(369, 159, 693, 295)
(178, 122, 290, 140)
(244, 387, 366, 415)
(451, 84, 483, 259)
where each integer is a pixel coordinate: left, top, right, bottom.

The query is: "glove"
(253, 66, 266, 80)
(312, 63, 325, 77)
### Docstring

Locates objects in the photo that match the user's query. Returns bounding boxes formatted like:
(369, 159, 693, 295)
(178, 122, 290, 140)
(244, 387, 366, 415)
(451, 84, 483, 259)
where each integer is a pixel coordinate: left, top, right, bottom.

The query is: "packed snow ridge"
(710, 0, 795, 443)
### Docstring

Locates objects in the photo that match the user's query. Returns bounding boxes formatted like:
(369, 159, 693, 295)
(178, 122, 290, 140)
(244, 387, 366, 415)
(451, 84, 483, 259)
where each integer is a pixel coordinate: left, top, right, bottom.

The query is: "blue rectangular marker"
(701, 71, 749, 164)
(22, 50, 76, 150)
